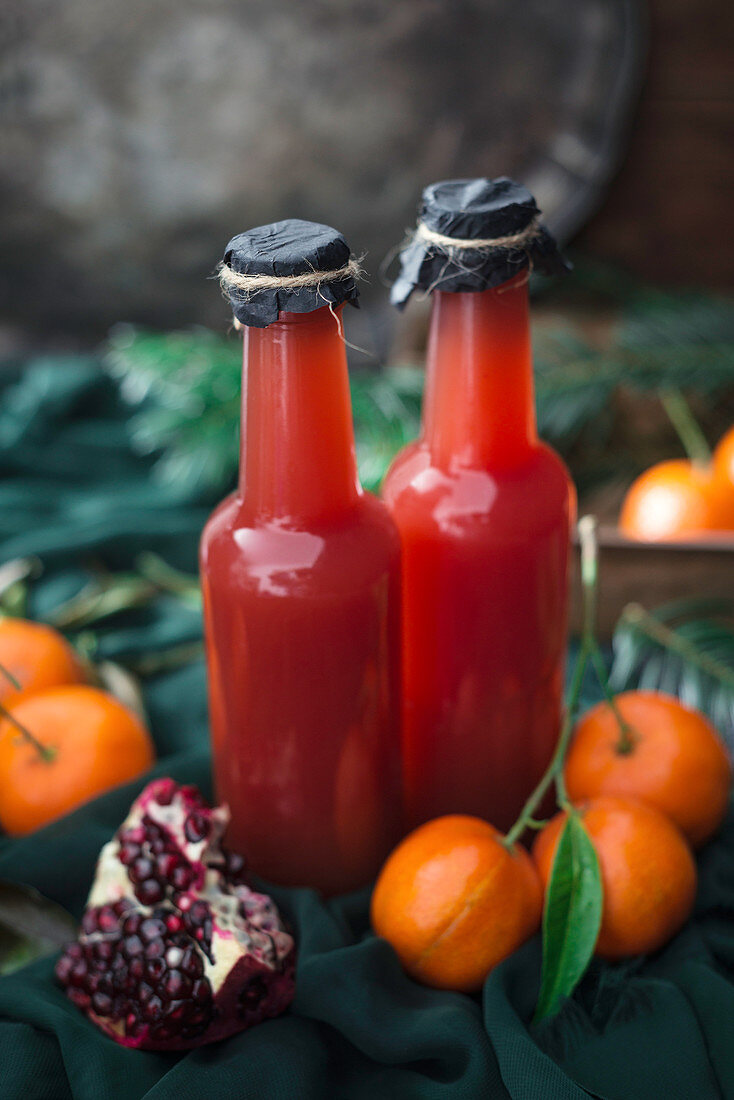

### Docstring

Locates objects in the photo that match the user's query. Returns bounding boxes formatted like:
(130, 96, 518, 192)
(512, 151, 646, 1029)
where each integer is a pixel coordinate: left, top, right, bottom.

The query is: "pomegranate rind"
(56, 779, 296, 1050)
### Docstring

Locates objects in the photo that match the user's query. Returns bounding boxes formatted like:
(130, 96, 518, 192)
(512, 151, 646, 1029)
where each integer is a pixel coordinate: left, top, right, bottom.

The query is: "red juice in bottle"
(383, 179, 574, 831)
(201, 221, 402, 894)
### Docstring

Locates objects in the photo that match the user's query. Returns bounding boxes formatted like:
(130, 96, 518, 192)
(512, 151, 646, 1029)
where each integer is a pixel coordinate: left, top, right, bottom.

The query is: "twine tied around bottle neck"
(219, 257, 362, 310)
(413, 214, 542, 254)
(218, 256, 365, 335)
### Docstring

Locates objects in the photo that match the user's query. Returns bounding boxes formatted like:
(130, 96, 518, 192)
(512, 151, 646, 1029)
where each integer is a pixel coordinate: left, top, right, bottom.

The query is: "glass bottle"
(383, 181, 574, 832)
(201, 221, 402, 894)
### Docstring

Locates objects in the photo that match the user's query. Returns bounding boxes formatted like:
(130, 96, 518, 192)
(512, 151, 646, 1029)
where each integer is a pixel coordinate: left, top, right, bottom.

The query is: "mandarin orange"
(713, 426, 734, 497)
(533, 796, 696, 959)
(0, 685, 155, 835)
(619, 459, 734, 541)
(565, 691, 731, 847)
(371, 814, 542, 992)
(0, 618, 85, 706)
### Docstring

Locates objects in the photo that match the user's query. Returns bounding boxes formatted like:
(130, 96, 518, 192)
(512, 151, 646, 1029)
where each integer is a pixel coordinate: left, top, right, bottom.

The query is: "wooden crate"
(570, 527, 734, 640)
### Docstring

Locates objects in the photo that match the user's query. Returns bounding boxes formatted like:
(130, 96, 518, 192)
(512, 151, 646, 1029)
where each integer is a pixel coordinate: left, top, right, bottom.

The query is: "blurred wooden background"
(579, 0, 733, 288)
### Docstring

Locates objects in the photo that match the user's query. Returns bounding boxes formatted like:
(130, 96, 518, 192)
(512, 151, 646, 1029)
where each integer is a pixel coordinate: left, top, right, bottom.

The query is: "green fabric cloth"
(0, 359, 733, 1100)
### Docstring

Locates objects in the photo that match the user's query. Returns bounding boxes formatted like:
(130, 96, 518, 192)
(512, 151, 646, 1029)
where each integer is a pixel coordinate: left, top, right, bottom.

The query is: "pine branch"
(609, 598, 734, 748)
(103, 274, 734, 499)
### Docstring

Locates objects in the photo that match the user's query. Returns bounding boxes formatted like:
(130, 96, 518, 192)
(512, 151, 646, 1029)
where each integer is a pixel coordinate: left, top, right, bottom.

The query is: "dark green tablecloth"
(0, 360, 733, 1100)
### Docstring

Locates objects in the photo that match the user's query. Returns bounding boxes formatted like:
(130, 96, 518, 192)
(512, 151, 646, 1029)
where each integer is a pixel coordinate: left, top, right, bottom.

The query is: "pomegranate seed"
(189, 901, 208, 922)
(92, 992, 113, 1016)
(136, 880, 165, 906)
(152, 780, 176, 806)
(156, 854, 179, 879)
(70, 961, 87, 987)
(81, 910, 98, 934)
(179, 785, 204, 807)
(163, 971, 192, 1000)
(123, 935, 144, 958)
(142, 817, 166, 844)
(165, 947, 184, 968)
(122, 914, 142, 936)
(146, 957, 166, 982)
(55, 956, 73, 983)
(192, 979, 210, 1003)
(144, 995, 164, 1022)
(171, 865, 194, 891)
(128, 958, 145, 981)
(151, 1024, 174, 1041)
(181, 948, 204, 977)
(129, 858, 154, 885)
(118, 844, 140, 866)
(184, 813, 210, 843)
(93, 941, 114, 962)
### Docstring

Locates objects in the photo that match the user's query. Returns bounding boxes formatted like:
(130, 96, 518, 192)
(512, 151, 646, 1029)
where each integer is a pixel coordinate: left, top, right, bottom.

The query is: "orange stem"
(659, 388, 711, 468)
(503, 516, 599, 847)
(588, 645, 637, 754)
(0, 660, 22, 693)
(0, 701, 55, 763)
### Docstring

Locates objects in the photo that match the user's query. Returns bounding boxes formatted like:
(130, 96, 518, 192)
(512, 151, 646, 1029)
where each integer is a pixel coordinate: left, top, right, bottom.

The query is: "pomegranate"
(55, 778, 295, 1050)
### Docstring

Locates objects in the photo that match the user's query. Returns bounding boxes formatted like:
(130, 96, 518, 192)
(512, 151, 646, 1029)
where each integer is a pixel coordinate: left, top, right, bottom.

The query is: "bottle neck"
(422, 273, 537, 470)
(237, 307, 361, 524)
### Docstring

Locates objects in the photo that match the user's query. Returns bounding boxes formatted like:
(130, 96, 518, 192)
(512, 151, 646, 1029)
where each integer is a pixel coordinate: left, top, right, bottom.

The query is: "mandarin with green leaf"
(533, 797, 697, 959)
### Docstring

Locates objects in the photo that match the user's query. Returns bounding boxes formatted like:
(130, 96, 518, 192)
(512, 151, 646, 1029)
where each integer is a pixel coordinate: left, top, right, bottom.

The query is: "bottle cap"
(391, 177, 569, 308)
(219, 219, 361, 328)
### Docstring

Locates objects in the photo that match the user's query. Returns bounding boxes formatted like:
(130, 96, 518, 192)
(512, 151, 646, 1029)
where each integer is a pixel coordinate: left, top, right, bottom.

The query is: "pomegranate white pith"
(56, 779, 295, 1050)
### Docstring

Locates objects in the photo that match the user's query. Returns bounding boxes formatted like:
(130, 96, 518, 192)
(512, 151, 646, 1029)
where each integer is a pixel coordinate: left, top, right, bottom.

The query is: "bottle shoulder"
(200, 491, 400, 595)
(382, 440, 575, 536)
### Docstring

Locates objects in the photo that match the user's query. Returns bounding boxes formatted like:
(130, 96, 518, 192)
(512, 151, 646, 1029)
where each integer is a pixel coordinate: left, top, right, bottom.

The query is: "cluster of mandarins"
(372, 691, 732, 993)
(0, 619, 154, 835)
(620, 426, 734, 541)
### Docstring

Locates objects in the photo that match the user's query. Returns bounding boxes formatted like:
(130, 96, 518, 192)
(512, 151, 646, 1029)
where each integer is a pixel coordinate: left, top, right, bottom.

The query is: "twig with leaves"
(499, 516, 658, 1022)
(497, 518, 604, 1022)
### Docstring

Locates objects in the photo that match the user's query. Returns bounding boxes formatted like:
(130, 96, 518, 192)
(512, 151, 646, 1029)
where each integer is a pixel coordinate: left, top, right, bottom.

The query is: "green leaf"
(0, 881, 77, 976)
(533, 813, 603, 1024)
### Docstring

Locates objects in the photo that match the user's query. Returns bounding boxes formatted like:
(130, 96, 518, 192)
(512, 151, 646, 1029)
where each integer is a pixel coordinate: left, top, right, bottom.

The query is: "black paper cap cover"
(221, 219, 361, 328)
(391, 178, 569, 308)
